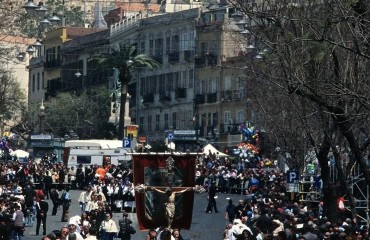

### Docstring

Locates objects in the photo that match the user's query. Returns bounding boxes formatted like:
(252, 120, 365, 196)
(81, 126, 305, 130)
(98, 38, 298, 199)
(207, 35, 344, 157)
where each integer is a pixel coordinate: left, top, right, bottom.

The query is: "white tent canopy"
(203, 144, 228, 157)
(9, 149, 29, 158)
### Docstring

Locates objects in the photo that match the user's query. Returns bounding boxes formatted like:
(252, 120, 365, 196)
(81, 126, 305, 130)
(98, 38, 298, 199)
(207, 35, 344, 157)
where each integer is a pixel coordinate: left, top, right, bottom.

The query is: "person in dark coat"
(76, 164, 85, 189)
(205, 181, 218, 213)
(118, 211, 135, 240)
(254, 208, 274, 234)
(36, 194, 49, 235)
(225, 199, 236, 223)
(43, 172, 53, 199)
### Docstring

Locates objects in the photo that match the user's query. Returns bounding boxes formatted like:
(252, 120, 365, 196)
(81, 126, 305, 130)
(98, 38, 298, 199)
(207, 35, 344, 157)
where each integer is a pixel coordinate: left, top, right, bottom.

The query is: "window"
(159, 74, 166, 95)
(155, 38, 163, 56)
(32, 74, 35, 92)
(77, 156, 91, 164)
(172, 112, 177, 129)
(166, 36, 171, 54)
(224, 111, 232, 124)
(180, 30, 188, 51)
(149, 39, 154, 56)
(181, 71, 187, 88)
(189, 31, 194, 50)
(172, 35, 179, 52)
(166, 73, 173, 91)
(188, 69, 193, 88)
(236, 110, 245, 124)
(42, 72, 44, 89)
(148, 115, 152, 132)
(140, 77, 146, 95)
(140, 41, 145, 54)
(198, 80, 206, 94)
(209, 78, 217, 93)
(139, 117, 144, 132)
(37, 73, 40, 90)
(155, 115, 160, 131)
(224, 76, 231, 90)
(164, 113, 169, 130)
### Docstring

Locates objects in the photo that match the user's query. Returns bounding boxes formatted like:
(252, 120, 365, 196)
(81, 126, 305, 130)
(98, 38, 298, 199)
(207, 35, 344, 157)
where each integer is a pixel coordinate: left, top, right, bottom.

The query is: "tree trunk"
(317, 133, 341, 222)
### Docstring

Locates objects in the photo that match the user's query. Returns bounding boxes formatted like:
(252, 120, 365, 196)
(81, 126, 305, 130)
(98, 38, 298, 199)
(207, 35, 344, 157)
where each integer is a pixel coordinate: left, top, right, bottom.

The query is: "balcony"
(142, 93, 154, 104)
(206, 53, 218, 67)
(175, 88, 187, 99)
(207, 92, 217, 103)
(221, 90, 232, 101)
(168, 51, 180, 64)
(152, 55, 163, 64)
(195, 94, 205, 104)
(159, 94, 171, 102)
(194, 55, 205, 68)
(45, 59, 61, 68)
(220, 123, 240, 135)
(233, 89, 245, 101)
(184, 50, 193, 62)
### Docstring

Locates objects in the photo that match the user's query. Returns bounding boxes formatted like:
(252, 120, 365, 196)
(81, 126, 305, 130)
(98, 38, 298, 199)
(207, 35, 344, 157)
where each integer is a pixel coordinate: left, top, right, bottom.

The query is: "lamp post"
(39, 99, 45, 134)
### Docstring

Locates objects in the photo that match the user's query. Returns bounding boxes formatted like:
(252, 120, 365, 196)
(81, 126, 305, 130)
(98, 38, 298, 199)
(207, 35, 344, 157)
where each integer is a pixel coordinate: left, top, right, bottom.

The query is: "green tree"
(25, 88, 112, 138)
(97, 44, 160, 139)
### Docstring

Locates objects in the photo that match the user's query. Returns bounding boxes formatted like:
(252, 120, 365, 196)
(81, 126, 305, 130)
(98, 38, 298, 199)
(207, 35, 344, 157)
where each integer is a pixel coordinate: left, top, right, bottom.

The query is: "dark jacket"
(36, 200, 49, 218)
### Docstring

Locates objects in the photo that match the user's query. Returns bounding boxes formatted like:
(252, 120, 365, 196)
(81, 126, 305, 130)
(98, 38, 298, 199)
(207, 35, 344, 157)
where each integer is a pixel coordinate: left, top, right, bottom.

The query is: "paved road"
(23, 190, 244, 240)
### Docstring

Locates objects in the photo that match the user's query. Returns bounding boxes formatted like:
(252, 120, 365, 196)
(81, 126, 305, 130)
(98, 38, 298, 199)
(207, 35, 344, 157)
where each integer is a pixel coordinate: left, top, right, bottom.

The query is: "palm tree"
(98, 44, 160, 139)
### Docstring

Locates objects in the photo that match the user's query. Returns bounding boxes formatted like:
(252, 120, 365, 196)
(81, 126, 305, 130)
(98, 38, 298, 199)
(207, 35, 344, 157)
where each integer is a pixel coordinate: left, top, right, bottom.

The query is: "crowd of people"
(0, 150, 367, 240)
(197, 152, 369, 240)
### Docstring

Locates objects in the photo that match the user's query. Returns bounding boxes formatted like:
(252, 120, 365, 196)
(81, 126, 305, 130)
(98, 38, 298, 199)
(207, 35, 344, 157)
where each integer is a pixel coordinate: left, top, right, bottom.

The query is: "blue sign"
(123, 139, 131, 148)
(168, 133, 174, 141)
(286, 170, 299, 183)
(315, 176, 323, 189)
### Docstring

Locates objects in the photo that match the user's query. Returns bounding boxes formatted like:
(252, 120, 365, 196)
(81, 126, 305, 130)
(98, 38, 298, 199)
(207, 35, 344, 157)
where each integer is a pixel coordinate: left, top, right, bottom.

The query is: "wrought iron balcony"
(206, 53, 218, 67)
(184, 50, 193, 62)
(143, 93, 154, 104)
(221, 90, 232, 101)
(194, 55, 205, 67)
(207, 92, 217, 103)
(175, 88, 187, 99)
(195, 94, 205, 104)
(159, 94, 171, 102)
(168, 51, 180, 63)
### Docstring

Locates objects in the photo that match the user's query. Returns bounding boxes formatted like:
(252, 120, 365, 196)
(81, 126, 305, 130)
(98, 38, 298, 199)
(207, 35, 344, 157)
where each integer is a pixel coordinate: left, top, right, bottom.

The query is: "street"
(23, 189, 244, 240)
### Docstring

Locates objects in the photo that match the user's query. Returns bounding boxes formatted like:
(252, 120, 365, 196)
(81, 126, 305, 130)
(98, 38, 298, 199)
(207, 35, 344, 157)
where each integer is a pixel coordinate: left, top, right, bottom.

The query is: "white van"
(66, 148, 132, 167)
(63, 139, 132, 167)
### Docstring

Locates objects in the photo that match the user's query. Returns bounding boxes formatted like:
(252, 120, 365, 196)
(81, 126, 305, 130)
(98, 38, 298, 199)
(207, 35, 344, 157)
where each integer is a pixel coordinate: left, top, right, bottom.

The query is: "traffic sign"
(286, 170, 299, 183)
(123, 138, 131, 148)
(168, 133, 174, 141)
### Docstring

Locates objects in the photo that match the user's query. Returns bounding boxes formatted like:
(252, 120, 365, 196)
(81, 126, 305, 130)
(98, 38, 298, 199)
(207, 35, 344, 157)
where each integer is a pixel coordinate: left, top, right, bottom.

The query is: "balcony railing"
(195, 94, 205, 104)
(221, 90, 232, 101)
(206, 53, 218, 66)
(184, 50, 193, 62)
(194, 55, 205, 67)
(233, 89, 245, 100)
(207, 92, 217, 103)
(45, 59, 61, 68)
(168, 51, 180, 63)
(143, 93, 154, 104)
(220, 123, 241, 135)
(159, 94, 171, 102)
(175, 88, 187, 99)
(152, 55, 163, 64)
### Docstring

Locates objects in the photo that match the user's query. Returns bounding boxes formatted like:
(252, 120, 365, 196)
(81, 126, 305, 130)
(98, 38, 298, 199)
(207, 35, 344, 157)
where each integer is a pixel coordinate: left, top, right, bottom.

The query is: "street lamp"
(39, 99, 46, 134)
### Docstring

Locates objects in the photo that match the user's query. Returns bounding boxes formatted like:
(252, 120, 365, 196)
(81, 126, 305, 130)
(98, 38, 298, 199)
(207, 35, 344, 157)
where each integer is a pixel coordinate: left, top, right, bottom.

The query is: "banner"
(133, 154, 196, 230)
